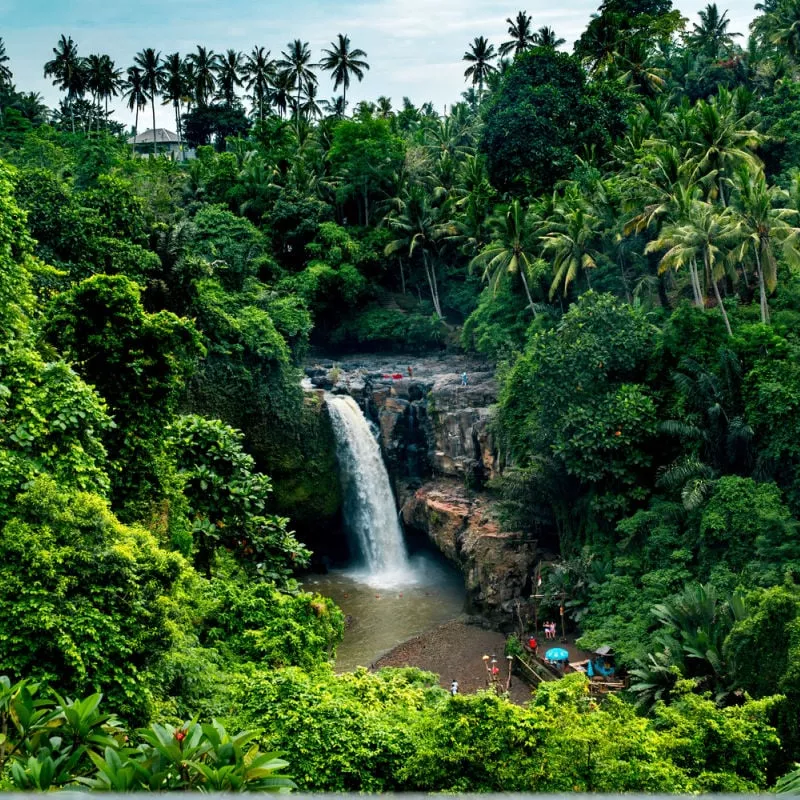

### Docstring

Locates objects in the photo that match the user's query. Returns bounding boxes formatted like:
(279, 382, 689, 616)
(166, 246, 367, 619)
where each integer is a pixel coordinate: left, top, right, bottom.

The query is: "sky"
(2, 0, 761, 131)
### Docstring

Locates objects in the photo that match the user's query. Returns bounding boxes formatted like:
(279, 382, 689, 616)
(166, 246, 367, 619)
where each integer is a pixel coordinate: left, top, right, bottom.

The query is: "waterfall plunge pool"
(302, 548, 466, 673)
(309, 391, 466, 672)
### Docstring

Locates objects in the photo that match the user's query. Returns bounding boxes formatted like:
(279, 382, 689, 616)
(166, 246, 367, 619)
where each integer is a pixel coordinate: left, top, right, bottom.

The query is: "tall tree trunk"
(754, 243, 770, 325)
(519, 268, 538, 317)
(399, 256, 406, 295)
(133, 105, 139, 154)
(151, 95, 157, 156)
(706, 253, 732, 336)
(175, 101, 184, 161)
(689, 257, 704, 308)
(423, 251, 443, 319)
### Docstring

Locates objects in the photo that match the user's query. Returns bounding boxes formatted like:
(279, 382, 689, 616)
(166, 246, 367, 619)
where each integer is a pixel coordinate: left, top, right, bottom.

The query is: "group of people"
(544, 620, 558, 640)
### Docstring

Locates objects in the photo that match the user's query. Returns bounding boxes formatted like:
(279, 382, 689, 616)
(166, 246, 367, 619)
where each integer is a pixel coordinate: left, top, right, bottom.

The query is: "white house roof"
(127, 128, 180, 145)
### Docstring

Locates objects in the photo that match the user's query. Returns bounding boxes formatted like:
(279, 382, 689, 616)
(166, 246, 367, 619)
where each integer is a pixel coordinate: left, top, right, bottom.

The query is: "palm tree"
(532, 26, 565, 48)
(731, 167, 800, 323)
(99, 55, 122, 124)
(318, 34, 369, 111)
(134, 48, 163, 155)
(686, 3, 742, 59)
(376, 96, 393, 118)
(243, 46, 275, 121)
(271, 69, 293, 118)
(187, 46, 218, 107)
(215, 48, 243, 107)
(764, 0, 800, 61)
(84, 54, 105, 131)
(541, 195, 603, 298)
(618, 38, 668, 95)
(321, 95, 346, 119)
(122, 66, 147, 150)
(646, 200, 739, 335)
(299, 82, 322, 120)
(469, 199, 542, 315)
(85, 54, 121, 131)
(462, 36, 497, 101)
(44, 35, 87, 133)
(277, 39, 317, 131)
(0, 37, 12, 88)
(686, 88, 764, 206)
(499, 11, 537, 58)
(181, 59, 197, 112)
(161, 53, 186, 159)
(385, 184, 455, 318)
(10, 92, 49, 125)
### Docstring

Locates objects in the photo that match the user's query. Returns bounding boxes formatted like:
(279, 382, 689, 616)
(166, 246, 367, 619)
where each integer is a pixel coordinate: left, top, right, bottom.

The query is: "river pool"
(302, 550, 466, 672)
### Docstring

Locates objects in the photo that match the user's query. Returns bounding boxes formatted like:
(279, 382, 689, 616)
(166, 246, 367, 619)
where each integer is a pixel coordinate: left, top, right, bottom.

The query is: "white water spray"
(326, 394, 413, 587)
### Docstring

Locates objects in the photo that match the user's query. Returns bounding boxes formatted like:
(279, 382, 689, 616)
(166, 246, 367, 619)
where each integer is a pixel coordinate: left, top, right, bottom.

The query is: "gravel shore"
(372, 619, 534, 704)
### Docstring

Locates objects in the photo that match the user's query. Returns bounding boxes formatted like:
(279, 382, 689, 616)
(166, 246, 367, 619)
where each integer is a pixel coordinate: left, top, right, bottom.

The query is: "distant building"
(126, 128, 192, 159)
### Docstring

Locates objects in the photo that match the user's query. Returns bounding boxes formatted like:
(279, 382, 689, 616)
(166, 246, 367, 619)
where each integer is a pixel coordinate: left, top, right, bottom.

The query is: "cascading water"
(326, 394, 413, 587)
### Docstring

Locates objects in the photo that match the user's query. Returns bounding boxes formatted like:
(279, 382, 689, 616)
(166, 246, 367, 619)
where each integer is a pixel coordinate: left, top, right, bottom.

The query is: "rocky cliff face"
(402, 481, 537, 616)
(306, 354, 535, 619)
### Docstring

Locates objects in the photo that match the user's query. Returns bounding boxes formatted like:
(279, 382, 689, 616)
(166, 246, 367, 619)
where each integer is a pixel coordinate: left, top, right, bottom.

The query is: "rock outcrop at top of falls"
(305, 353, 536, 619)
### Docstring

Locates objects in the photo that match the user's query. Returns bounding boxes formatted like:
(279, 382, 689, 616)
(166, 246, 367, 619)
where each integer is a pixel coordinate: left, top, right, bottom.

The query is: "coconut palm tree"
(731, 166, 800, 323)
(686, 88, 764, 206)
(215, 48, 243, 107)
(243, 46, 276, 121)
(134, 48, 163, 155)
(0, 37, 12, 88)
(462, 36, 497, 101)
(299, 82, 322, 120)
(541, 194, 603, 298)
(618, 38, 668, 95)
(376, 96, 393, 119)
(686, 3, 742, 59)
(385, 184, 455, 318)
(764, 0, 800, 60)
(99, 55, 122, 124)
(321, 95, 346, 118)
(9, 92, 49, 125)
(161, 53, 186, 159)
(84, 54, 105, 131)
(646, 200, 739, 334)
(469, 199, 542, 314)
(122, 66, 147, 150)
(85, 53, 121, 131)
(318, 34, 369, 111)
(44, 35, 87, 133)
(271, 69, 293, 118)
(499, 11, 537, 57)
(186, 46, 218, 107)
(277, 39, 317, 131)
(532, 26, 566, 48)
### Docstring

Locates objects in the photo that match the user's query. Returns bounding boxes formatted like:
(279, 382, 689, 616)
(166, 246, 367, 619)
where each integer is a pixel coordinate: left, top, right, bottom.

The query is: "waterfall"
(326, 394, 412, 586)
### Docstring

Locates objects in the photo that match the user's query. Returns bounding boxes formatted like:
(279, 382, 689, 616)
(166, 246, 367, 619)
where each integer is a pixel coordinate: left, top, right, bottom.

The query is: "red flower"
(175, 730, 186, 742)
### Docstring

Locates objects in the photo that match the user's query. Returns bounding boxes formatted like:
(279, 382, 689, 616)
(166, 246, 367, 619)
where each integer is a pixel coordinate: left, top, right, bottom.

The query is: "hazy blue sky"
(3, 0, 760, 130)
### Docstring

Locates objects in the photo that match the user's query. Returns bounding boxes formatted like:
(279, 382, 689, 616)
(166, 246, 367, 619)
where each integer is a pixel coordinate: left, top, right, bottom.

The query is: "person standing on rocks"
(461, 371, 468, 387)
(450, 679, 459, 695)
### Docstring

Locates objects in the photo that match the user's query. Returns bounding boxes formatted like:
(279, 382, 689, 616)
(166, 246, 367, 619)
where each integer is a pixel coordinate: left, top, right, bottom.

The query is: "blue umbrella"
(545, 647, 569, 662)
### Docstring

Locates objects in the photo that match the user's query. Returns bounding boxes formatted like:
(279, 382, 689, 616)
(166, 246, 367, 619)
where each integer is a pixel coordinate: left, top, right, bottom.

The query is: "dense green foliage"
(5, 0, 800, 790)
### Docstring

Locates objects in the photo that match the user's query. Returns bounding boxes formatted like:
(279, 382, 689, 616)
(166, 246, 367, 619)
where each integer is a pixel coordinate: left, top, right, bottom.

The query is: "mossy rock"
(255, 395, 342, 537)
